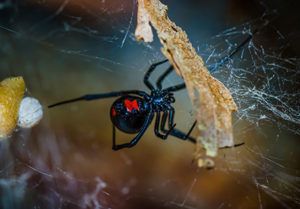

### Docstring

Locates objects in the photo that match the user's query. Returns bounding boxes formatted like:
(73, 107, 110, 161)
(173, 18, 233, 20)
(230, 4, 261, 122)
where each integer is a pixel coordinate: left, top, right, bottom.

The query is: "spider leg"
(156, 65, 187, 92)
(154, 111, 176, 139)
(48, 90, 149, 108)
(209, 29, 258, 72)
(112, 108, 154, 150)
(165, 83, 186, 92)
(156, 65, 173, 89)
(219, 142, 245, 149)
(160, 109, 196, 143)
(155, 65, 186, 92)
(160, 113, 245, 149)
(164, 111, 245, 148)
(183, 120, 197, 140)
(160, 29, 258, 91)
(144, 59, 168, 90)
(166, 111, 245, 148)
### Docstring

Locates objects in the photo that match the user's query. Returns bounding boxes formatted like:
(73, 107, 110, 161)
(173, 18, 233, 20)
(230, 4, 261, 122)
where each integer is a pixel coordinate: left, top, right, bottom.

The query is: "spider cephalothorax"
(149, 90, 175, 111)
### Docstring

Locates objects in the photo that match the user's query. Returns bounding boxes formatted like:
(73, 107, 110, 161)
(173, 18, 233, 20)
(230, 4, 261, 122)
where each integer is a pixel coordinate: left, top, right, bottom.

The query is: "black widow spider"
(49, 31, 255, 150)
(49, 59, 195, 150)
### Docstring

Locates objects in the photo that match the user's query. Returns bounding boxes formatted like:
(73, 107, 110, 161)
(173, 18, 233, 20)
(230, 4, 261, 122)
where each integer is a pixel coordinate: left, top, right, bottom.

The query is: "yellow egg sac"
(0, 77, 25, 139)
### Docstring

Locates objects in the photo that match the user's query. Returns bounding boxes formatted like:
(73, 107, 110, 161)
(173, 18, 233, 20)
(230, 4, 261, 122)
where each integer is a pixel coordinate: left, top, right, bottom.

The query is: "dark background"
(0, 0, 299, 209)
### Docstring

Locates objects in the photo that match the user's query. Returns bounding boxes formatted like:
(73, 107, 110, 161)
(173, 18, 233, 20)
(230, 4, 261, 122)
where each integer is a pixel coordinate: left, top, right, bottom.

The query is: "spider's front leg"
(48, 90, 149, 108)
(143, 59, 168, 90)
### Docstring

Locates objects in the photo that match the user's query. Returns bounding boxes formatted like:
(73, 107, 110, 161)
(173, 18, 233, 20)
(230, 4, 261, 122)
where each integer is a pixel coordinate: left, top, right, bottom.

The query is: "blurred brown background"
(0, 0, 299, 209)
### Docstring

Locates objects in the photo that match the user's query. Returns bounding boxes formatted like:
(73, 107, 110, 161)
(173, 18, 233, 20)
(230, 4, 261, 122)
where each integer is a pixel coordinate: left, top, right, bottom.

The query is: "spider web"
(0, 0, 299, 209)
(196, 16, 300, 209)
(198, 18, 300, 136)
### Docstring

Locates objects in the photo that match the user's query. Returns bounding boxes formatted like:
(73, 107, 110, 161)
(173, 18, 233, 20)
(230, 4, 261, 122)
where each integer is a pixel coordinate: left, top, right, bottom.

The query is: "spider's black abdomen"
(110, 96, 149, 134)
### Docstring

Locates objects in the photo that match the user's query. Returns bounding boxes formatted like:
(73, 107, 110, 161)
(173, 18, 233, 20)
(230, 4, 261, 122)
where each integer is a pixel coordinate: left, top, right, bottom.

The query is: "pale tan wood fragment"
(135, 0, 153, 42)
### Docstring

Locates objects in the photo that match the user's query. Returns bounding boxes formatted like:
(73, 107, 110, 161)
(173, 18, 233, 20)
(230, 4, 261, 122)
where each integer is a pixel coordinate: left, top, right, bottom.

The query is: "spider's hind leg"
(156, 65, 173, 89)
(160, 109, 196, 143)
(159, 110, 245, 148)
(112, 110, 154, 150)
(154, 111, 176, 139)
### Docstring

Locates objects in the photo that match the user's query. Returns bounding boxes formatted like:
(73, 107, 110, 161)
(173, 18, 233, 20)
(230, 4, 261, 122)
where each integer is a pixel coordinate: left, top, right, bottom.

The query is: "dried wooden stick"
(135, 0, 237, 163)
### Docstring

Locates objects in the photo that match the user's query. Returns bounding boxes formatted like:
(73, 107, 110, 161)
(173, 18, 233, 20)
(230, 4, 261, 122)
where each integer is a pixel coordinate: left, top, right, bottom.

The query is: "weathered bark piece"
(135, 0, 153, 42)
(135, 0, 237, 160)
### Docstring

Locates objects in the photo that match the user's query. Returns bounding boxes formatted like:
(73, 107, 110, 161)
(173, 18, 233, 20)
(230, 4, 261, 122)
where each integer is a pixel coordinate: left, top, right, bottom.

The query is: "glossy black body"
(110, 96, 148, 134)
